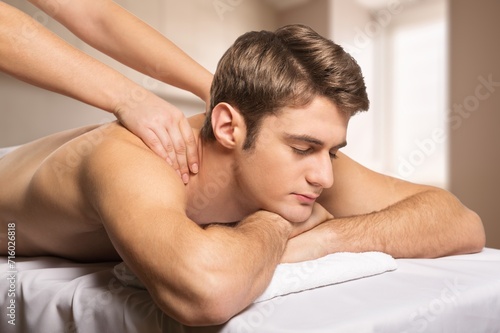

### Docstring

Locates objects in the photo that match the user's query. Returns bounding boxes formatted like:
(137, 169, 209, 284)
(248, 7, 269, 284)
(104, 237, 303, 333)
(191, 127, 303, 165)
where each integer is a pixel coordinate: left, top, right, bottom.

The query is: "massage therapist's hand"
(0, 1, 211, 184)
(114, 91, 198, 184)
(282, 203, 334, 263)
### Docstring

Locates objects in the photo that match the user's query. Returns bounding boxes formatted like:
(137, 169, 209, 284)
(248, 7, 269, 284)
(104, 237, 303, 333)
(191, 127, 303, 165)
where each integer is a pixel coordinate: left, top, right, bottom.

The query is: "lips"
(293, 193, 319, 204)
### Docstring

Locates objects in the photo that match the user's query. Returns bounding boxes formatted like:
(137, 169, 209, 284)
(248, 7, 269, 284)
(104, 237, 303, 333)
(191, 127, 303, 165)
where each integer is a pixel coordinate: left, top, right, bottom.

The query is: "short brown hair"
(200, 24, 369, 149)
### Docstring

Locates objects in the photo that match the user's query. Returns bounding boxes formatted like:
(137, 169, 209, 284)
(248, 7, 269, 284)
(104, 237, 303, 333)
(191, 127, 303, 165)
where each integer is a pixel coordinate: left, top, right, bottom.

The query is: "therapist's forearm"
(323, 188, 485, 258)
(30, 0, 213, 103)
(0, 3, 149, 115)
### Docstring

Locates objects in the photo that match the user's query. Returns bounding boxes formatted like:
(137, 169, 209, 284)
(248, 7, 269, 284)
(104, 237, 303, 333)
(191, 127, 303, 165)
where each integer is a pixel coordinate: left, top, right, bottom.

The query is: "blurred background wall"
(448, 0, 500, 250)
(1, 0, 498, 248)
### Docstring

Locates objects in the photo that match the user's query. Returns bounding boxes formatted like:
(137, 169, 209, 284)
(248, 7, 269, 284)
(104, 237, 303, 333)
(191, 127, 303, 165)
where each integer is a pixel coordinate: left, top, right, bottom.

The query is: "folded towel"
(113, 252, 397, 303)
(254, 251, 397, 302)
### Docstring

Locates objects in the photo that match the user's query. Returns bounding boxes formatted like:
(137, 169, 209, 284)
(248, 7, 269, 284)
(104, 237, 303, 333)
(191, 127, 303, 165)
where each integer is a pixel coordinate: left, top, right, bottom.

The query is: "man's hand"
(114, 91, 199, 184)
(282, 203, 334, 263)
(287, 202, 333, 238)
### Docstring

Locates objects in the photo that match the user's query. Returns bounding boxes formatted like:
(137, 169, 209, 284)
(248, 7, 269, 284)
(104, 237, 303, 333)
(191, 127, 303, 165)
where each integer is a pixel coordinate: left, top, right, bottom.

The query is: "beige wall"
(449, 0, 500, 249)
(278, 0, 330, 37)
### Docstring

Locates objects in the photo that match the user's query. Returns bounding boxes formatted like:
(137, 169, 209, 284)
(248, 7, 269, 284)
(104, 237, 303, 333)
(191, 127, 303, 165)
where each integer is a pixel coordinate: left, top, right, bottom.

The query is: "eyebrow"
(284, 133, 347, 150)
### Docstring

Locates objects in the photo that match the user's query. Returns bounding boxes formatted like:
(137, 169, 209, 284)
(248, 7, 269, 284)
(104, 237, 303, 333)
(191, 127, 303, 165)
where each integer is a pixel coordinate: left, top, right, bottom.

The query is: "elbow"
(153, 273, 245, 327)
(176, 296, 237, 327)
(433, 189, 486, 256)
(190, 305, 239, 327)
(445, 203, 486, 256)
(462, 208, 486, 254)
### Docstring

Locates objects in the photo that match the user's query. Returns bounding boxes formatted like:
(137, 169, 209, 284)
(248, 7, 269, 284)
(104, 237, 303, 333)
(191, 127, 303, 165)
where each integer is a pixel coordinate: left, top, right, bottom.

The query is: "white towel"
(254, 251, 397, 302)
(113, 252, 397, 303)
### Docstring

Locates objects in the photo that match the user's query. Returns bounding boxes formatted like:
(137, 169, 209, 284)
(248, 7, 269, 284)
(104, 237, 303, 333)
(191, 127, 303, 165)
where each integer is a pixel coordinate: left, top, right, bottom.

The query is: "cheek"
(239, 150, 290, 196)
(247, 155, 281, 188)
(257, 152, 301, 196)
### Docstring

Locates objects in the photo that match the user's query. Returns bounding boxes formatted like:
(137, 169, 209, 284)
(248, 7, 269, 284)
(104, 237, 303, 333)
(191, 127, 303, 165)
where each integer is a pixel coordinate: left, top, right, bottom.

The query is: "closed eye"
(292, 147, 339, 160)
(284, 133, 347, 161)
(292, 147, 313, 155)
(329, 151, 339, 160)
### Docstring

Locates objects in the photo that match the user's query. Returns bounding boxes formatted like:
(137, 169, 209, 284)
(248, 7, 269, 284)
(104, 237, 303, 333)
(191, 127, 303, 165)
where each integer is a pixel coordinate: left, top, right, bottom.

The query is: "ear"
(211, 102, 246, 149)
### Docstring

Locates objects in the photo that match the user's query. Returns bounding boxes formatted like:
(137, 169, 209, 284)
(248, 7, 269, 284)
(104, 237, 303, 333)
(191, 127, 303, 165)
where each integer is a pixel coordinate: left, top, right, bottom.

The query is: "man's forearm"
(324, 188, 485, 258)
(155, 203, 331, 325)
(152, 210, 292, 326)
(203, 211, 291, 297)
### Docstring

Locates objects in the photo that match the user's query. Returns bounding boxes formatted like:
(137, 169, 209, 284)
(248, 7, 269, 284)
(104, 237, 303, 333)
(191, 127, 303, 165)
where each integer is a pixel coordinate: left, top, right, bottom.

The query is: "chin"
(279, 205, 314, 223)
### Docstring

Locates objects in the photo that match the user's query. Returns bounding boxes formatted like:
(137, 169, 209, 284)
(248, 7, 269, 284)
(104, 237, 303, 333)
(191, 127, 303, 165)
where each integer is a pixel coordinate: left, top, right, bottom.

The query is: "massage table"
(1, 248, 500, 333)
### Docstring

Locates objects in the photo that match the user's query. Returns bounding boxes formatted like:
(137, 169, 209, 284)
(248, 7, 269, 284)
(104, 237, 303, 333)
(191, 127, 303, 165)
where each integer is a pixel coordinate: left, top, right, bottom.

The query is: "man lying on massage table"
(0, 24, 485, 326)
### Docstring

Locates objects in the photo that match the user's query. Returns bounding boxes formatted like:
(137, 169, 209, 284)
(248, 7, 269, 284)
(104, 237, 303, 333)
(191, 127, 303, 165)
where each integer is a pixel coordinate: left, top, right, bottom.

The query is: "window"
(333, 0, 448, 188)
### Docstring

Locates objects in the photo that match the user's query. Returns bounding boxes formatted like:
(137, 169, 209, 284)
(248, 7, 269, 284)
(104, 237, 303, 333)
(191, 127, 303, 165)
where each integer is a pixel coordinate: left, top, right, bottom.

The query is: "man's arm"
(283, 152, 485, 262)
(84, 132, 329, 326)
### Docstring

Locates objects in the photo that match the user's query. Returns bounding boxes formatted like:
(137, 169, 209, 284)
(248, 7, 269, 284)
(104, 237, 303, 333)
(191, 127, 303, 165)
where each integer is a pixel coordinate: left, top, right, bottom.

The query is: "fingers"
(151, 118, 199, 185)
(309, 203, 333, 224)
(149, 126, 177, 167)
(179, 117, 199, 175)
(141, 128, 170, 162)
(114, 97, 199, 184)
(289, 203, 333, 238)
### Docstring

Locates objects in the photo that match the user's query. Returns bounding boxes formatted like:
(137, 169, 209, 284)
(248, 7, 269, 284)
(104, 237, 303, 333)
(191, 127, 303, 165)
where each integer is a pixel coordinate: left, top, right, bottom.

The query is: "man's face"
(234, 96, 349, 223)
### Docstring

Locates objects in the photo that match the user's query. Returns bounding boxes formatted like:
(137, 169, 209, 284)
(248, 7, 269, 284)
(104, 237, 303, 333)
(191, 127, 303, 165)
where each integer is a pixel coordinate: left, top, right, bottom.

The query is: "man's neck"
(184, 138, 255, 225)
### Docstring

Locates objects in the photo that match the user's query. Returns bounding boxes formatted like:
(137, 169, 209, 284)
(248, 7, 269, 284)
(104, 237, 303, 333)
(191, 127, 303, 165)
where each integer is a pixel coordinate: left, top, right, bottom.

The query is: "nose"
(306, 152, 334, 189)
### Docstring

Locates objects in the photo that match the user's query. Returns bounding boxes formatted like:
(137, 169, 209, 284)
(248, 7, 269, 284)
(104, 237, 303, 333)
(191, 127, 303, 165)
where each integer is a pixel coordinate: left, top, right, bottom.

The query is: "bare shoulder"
(81, 122, 196, 262)
(82, 122, 188, 220)
(318, 152, 430, 217)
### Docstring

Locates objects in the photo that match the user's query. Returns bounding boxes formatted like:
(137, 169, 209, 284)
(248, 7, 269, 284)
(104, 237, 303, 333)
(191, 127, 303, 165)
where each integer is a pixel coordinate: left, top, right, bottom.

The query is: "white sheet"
(1, 248, 500, 333)
(114, 251, 398, 303)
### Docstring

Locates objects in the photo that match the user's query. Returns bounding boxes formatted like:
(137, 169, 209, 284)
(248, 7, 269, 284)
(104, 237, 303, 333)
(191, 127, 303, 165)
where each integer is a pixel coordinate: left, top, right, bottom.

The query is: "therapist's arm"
(1, 2, 211, 182)
(28, 0, 213, 104)
(282, 152, 485, 262)
(0, 3, 133, 118)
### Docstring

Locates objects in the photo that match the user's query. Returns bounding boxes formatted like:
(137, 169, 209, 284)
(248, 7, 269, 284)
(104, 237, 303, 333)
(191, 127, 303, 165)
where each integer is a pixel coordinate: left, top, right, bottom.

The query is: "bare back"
(0, 114, 209, 262)
(0, 123, 127, 261)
